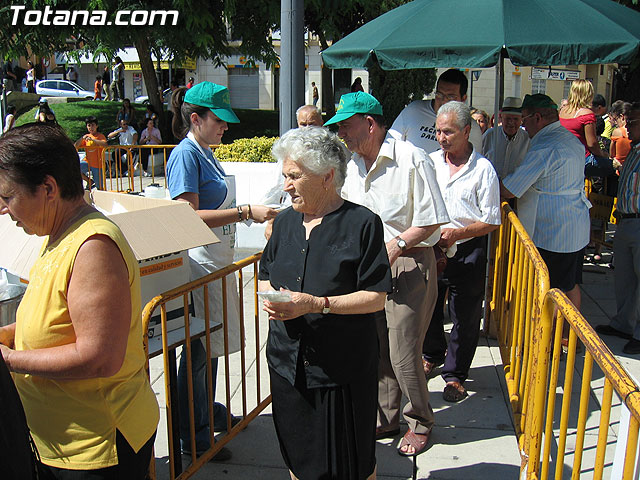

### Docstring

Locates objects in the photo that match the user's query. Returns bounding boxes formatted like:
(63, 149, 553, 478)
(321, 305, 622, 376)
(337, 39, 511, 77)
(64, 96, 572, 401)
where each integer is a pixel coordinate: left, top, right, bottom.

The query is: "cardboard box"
(0, 191, 219, 338)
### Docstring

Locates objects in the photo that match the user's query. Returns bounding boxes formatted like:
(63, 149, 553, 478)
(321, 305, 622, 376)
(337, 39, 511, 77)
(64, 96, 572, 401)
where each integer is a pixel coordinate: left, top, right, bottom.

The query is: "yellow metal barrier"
(100, 145, 174, 192)
(585, 178, 616, 249)
(77, 144, 174, 192)
(489, 202, 550, 442)
(489, 201, 640, 478)
(78, 144, 227, 193)
(521, 289, 640, 479)
(141, 252, 271, 480)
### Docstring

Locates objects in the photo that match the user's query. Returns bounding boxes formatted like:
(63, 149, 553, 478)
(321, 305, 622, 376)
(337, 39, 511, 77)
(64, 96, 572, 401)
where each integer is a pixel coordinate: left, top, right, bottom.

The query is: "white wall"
(222, 162, 282, 250)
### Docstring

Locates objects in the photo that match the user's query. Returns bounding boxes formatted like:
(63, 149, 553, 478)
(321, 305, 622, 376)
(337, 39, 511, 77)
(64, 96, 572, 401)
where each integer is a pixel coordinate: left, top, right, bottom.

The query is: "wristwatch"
(322, 296, 331, 314)
(396, 237, 407, 251)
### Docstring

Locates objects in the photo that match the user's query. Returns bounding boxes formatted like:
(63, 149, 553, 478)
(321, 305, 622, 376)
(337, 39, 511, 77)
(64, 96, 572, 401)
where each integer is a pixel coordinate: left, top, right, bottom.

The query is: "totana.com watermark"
(10, 5, 179, 26)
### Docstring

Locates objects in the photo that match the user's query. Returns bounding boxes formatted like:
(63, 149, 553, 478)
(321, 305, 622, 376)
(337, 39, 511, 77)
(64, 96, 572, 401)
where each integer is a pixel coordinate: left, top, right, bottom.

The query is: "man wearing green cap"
(327, 91, 449, 456)
(501, 94, 591, 312)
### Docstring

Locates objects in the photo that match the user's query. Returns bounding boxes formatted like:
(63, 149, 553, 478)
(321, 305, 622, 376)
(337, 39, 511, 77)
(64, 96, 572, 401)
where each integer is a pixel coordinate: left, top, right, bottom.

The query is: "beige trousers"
(377, 247, 437, 435)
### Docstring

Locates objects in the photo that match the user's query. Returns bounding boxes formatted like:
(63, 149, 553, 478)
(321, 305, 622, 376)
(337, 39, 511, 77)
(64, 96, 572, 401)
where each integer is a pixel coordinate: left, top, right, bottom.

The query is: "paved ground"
(130, 177, 637, 478)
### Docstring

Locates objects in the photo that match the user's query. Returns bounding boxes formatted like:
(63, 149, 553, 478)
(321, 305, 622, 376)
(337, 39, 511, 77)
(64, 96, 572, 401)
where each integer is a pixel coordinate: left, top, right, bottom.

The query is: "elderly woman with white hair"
(259, 127, 392, 480)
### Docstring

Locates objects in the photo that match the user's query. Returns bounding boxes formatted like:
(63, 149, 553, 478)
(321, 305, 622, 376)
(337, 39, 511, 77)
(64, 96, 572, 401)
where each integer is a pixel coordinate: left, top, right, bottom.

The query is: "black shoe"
(623, 339, 640, 355)
(182, 446, 232, 462)
(595, 324, 632, 340)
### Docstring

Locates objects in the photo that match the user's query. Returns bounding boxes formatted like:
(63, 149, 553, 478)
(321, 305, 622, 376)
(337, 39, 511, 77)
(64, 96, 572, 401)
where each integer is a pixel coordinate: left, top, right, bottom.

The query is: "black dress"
(259, 201, 391, 480)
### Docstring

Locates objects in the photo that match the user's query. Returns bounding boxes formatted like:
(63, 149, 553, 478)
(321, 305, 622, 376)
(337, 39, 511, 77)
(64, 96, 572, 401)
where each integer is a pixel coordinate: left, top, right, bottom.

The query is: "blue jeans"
(177, 338, 228, 453)
(89, 166, 104, 190)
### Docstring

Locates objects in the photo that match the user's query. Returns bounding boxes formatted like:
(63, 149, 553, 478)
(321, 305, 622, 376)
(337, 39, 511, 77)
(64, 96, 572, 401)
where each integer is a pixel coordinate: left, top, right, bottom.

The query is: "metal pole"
(470, 72, 474, 107)
(279, 0, 304, 135)
(1, 81, 6, 136)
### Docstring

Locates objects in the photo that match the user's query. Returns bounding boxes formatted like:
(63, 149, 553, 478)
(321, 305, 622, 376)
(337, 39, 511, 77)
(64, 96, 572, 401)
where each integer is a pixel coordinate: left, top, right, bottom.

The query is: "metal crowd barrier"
(77, 144, 227, 193)
(489, 202, 550, 441)
(585, 178, 616, 250)
(100, 145, 173, 192)
(77, 144, 174, 192)
(489, 201, 640, 478)
(141, 252, 271, 480)
(522, 289, 640, 479)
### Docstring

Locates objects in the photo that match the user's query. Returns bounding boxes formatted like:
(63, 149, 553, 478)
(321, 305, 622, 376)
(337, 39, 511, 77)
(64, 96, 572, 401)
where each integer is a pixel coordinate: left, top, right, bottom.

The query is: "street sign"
(531, 67, 580, 81)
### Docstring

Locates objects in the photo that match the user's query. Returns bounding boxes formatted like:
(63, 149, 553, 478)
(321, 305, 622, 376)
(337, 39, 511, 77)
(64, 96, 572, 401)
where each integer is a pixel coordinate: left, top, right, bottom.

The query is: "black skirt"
(270, 366, 377, 480)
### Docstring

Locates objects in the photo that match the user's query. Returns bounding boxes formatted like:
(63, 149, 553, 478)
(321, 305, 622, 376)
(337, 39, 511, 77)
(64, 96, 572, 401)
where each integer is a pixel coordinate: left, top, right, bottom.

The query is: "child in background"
(94, 76, 102, 100)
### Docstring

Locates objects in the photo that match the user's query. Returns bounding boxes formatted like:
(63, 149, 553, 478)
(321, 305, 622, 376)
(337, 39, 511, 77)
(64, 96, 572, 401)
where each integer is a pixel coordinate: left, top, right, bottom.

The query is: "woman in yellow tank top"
(0, 123, 158, 479)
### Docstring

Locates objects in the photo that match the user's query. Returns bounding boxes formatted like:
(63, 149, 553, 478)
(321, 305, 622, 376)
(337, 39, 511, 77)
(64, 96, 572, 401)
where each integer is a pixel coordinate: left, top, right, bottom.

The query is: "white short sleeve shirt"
(430, 148, 501, 244)
(341, 134, 449, 247)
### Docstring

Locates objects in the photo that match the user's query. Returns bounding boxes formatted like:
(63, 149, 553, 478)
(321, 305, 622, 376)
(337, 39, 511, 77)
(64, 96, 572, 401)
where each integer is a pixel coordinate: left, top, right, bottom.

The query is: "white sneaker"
(142, 171, 151, 177)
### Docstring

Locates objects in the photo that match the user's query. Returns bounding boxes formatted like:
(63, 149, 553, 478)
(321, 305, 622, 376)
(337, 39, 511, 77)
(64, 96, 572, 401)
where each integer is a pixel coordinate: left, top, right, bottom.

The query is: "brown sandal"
(443, 381, 468, 402)
(397, 429, 429, 456)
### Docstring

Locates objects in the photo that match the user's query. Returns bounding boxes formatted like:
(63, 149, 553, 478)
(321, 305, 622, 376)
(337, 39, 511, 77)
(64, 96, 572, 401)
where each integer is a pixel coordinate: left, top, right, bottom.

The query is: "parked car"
(35, 79, 94, 99)
(135, 88, 172, 105)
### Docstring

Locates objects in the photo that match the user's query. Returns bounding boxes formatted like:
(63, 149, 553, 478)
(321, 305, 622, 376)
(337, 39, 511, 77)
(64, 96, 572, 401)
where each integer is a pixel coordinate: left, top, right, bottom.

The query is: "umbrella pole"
(484, 49, 506, 336)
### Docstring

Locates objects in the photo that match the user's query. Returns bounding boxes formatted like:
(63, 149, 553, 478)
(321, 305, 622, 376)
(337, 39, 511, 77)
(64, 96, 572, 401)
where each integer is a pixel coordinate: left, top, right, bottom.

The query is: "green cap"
(324, 92, 383, 126)
(184, 82, 240, 123)
(521, 94, 558, 111)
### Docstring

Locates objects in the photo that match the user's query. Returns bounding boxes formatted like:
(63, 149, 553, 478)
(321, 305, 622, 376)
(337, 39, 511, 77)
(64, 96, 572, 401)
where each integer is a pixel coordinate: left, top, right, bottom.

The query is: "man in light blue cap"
(330, 91, 449, 456)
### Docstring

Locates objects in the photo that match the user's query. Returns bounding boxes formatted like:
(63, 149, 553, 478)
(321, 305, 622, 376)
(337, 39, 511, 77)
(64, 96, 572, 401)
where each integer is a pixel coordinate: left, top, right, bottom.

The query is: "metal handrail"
(142, 252, 270, 480)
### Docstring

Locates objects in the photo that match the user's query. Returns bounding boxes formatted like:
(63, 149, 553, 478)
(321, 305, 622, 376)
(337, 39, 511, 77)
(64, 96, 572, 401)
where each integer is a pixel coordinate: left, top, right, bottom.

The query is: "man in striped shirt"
(501, 94, 591, 313)
(595, 102, 640, 354)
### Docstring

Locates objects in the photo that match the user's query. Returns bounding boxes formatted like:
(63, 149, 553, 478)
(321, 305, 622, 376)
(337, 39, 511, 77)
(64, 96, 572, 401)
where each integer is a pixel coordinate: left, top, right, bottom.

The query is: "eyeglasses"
(434, 91, 460, 102)
(521, 113, 536, 121)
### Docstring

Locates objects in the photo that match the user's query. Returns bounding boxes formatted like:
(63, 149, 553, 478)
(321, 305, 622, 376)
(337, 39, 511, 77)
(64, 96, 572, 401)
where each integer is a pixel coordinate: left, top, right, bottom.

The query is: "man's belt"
(614, 211, 640, 220)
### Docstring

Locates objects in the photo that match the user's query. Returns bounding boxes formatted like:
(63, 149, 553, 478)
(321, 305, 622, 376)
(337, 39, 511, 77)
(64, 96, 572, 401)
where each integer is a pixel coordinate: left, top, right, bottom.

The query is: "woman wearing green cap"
(167, 82, 278, 459)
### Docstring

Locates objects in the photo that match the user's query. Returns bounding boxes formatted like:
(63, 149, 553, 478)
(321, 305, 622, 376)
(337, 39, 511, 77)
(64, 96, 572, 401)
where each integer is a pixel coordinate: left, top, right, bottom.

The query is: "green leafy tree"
(368, 64, 436, 127)
(0, 0, 279, 129)
(303, 0, 435, 119)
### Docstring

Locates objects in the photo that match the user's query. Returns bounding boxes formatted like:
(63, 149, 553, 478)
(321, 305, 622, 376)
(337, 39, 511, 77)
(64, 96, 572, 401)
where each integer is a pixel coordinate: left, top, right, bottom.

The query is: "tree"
(0, 0, 279, 133)
(302, 0, 435, 119)
(368, 64, 436, 127)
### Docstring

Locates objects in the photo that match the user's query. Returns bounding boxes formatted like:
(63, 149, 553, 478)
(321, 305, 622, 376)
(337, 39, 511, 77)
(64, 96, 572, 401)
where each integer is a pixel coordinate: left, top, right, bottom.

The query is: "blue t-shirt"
(166, 136, 228, 210)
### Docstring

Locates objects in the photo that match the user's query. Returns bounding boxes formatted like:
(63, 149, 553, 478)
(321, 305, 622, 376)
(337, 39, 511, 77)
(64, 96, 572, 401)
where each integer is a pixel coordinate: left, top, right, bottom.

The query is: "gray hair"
(272, 127, 349, 189)
(437, 101, 471, 130)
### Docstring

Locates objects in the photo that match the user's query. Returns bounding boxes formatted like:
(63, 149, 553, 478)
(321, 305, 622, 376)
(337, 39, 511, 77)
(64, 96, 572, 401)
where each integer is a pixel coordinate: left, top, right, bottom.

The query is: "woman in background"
(559, 79, 615, 177)
(26, 61, 35, 93)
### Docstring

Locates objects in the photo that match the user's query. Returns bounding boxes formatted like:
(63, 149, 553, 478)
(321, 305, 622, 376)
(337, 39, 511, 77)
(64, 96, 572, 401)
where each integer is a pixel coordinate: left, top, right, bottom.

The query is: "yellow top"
(14, 212, 159, 470)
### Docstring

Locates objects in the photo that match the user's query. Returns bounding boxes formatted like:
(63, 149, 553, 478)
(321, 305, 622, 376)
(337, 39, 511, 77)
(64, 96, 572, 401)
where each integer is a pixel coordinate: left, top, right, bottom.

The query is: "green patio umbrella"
(321, 0, 640, 70)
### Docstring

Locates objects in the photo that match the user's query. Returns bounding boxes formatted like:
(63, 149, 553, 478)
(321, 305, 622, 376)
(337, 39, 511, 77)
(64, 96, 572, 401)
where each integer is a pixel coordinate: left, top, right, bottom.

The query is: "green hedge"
(215, 136, 278, 163)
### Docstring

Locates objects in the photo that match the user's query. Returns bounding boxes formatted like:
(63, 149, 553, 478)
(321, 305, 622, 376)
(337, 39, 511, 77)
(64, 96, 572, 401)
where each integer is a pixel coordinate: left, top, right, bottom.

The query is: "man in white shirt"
(389, 68, 483, 154)
(423, 101, 501, 402)
(482, 97, 530, 178)
(108, 119, 138, 174)
(326, 92, 449, 456)
(501, 94, 591, 312)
